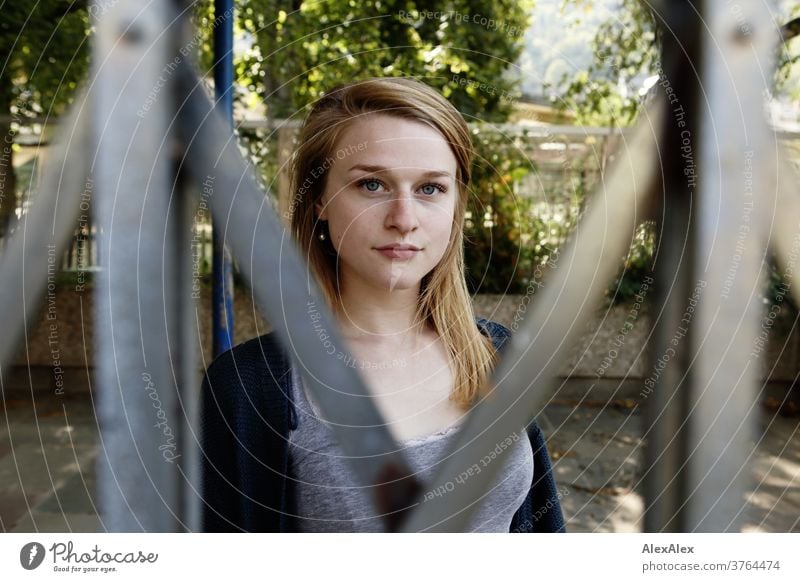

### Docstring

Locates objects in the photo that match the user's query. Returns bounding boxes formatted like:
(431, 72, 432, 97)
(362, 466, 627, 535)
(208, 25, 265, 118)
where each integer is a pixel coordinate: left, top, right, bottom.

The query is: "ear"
(315, 198, 327, 221)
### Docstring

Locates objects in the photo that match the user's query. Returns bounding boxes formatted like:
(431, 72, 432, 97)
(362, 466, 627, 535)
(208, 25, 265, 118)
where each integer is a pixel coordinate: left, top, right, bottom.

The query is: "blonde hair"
(289, 77, 498, 408)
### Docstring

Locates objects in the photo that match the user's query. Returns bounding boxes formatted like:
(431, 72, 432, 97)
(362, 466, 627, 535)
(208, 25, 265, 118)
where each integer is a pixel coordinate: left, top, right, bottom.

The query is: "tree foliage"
(0, 1, 90, 225)
(555, 0, 800, 126)
(551, 0, 657, 126)
(3, 1, 540, 297)
(191, 0, 533, 123)
(191, 1, 539, 294)
(0, 1, 89, 118)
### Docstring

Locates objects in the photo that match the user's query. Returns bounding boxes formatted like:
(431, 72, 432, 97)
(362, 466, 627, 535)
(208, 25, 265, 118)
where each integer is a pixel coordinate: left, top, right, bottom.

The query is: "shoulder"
(206, 332, 286, 373)
(474, 316, 511, 338)
(474, 316, 512, 352)
(202, 331, 290, 400)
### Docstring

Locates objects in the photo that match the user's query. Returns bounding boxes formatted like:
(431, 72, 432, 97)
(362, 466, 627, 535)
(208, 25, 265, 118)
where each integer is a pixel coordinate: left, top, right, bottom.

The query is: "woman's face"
(315, 113, 458, 293)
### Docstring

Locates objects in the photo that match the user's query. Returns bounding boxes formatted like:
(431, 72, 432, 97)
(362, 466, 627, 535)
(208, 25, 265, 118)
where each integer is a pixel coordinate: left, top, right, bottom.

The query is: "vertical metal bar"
(93, 0, 180, 531)
(212, 0, 234, 356)
(175, 159, 201, 532)
(686, 0, 778, 531)
(644, 1, 702, 532)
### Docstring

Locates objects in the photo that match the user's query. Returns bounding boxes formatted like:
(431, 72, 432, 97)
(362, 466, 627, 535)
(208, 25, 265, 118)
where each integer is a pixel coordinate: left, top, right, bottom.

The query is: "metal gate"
(0, 0, 794, 532)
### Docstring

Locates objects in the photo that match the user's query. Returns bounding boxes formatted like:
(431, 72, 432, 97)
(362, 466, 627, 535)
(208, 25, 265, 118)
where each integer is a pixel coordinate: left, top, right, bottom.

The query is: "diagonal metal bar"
(174, 63, 422, 529)
(684, 0, 778, 532)
(401, 98, 666, 532)
(0, 90, 89, 378)
(93, 0, 182, 531)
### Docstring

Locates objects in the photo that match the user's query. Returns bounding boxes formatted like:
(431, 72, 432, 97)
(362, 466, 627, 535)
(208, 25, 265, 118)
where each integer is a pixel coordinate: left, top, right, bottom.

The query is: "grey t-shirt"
(288, 366, 534, 532)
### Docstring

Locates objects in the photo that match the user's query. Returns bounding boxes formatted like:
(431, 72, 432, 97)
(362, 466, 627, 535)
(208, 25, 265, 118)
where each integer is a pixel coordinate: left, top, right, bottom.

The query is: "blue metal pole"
(212, 0, 234, 356)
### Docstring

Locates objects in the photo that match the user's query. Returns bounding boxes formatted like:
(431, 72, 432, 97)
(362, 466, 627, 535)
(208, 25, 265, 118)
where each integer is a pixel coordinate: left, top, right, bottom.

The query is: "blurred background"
(1, 0, 799, 532)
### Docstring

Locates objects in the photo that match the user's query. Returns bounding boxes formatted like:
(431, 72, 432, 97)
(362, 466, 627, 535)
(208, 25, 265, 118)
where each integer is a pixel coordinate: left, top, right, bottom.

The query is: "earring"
(318, 231, 326, 241)
(318, 221, 327, 241)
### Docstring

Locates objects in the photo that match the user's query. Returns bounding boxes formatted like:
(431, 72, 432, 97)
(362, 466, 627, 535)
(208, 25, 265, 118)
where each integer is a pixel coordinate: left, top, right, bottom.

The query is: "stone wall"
(473, 293, 800, 382)
(10, 287, 800, 393)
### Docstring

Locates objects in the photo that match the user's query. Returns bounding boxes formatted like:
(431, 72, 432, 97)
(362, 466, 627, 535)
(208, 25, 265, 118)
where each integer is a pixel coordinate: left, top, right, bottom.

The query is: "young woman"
(201, 77, 565, 533)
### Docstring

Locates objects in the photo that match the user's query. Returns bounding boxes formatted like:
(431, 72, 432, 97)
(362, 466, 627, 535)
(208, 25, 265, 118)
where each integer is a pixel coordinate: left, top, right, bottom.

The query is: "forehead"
(331, 113, 457, 175)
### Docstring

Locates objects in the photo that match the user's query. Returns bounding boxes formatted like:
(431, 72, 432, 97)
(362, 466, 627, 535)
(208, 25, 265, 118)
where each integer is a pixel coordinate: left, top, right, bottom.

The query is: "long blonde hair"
(289, 77, 498, 408)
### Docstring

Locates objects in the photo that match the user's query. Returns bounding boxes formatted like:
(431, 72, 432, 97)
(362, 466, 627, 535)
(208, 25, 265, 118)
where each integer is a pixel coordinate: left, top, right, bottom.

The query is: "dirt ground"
(1, 380, 798, 532)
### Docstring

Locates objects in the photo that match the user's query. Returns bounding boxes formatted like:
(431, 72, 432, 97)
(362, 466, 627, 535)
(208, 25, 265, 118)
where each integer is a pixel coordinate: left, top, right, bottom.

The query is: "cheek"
(326, 203, 371, 251)
(428, 203, 456, 252)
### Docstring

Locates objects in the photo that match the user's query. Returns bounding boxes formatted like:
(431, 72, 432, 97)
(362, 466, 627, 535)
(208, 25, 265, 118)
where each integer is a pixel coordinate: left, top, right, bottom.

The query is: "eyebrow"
(347, 164, 454, 179)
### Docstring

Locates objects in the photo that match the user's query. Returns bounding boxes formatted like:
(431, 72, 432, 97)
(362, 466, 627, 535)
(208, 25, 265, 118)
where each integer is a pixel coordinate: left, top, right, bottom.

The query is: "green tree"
(551, 0, 657, 126)
(0, 2, 90, 232)
(190, 1, 538, 293)
(554, 0, 800, 126)
(192, 0, 533, 123)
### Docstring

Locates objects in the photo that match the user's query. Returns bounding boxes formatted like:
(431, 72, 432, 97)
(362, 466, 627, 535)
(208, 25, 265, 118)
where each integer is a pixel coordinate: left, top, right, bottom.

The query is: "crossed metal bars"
(0, 0, 794, 531)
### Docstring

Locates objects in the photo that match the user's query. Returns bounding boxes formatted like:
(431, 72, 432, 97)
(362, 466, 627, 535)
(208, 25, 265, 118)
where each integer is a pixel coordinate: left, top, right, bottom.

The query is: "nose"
(384, 190, 419, 234)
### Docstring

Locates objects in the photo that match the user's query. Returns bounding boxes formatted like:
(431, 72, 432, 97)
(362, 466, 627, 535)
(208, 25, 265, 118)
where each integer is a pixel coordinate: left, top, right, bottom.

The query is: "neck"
(336, 279, 427, 346)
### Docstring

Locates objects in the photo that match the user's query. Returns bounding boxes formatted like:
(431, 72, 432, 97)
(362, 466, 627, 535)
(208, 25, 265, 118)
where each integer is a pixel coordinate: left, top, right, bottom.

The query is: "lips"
(376, 244, 421, 251)
(375, 244, 421, 260)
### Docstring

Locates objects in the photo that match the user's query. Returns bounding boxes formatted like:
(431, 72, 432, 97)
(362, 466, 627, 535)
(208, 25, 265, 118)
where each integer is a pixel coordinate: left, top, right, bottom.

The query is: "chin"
(383, 277, 421, 291)
(374, 273, 423, 292)
(343, 261, 425, 291)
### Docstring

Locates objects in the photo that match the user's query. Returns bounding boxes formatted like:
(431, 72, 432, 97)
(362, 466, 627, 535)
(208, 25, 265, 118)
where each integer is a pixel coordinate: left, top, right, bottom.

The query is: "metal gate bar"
(0, 91, 89, 378)
(643, 0, 703, 533)
(93, 0, 182, 530)
(211, 0, 235, 358)
(685, 0, 778, 532)
(174, 161, 203, 533)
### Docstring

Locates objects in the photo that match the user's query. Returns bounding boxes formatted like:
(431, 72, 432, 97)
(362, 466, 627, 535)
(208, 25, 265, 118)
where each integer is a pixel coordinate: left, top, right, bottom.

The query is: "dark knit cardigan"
(200, 316, 566, 532)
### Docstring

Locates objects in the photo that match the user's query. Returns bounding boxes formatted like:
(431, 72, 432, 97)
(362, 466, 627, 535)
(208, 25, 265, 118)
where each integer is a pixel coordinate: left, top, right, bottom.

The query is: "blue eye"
(420, 183, 447, 196)
(356, 178, 447, 196)
(358, 179, 384, 192)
